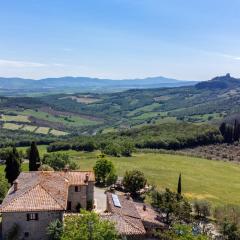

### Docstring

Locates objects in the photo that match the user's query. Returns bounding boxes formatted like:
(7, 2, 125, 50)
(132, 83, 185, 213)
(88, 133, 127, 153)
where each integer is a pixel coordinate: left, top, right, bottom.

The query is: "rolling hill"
(0, 76, 197, 95)
(0, 73, 239, 140)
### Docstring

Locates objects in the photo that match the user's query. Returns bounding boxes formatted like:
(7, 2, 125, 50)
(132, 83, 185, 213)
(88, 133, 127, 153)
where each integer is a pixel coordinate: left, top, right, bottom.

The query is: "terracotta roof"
(134, 202, 166, 228)
(106, 193, 146, 237)
(101, 213, 146, 238)
(0, 171, 94, 212)
(106, 193, 141, 219)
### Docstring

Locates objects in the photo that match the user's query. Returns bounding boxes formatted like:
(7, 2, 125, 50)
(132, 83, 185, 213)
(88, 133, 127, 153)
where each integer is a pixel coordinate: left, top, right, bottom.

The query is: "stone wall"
(67, 182, 94, 212)
(2, 211, 63, 240)
(68, 185, 87, 211)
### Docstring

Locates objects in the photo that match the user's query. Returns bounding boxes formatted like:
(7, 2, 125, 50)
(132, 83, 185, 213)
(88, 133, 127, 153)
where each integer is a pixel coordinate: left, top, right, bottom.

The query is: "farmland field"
(21, 125, 38, 132)
(3, 122, 23, 130)
(16, 146, 240, 206)
(18, 109, 99, 127)
(35, 126, 50, 134)
(0, 114, 30, 123)
(50, 129, 68, 136)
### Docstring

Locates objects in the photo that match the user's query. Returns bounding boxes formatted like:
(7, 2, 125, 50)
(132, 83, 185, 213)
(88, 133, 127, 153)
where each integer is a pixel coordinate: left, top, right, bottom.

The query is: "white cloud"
(218, 53, 240, 61)
(0, 59, 47, 68)
(0, 59, 66, 69)
(200, 50, 240, 61)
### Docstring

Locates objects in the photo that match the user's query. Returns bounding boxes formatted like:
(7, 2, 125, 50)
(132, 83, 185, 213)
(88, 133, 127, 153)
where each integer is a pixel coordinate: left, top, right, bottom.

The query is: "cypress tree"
(219, 122, 226, 138)
(226, 125, 234, 143)
(177, 173, 182, 195)
(5, 147, 21, 184)
(233, 120, 240, 142)
(29, 142, 41, 171)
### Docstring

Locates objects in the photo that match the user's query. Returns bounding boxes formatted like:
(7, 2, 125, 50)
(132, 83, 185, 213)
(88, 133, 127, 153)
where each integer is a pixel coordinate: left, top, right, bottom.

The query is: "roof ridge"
(37, 184, 65, 210)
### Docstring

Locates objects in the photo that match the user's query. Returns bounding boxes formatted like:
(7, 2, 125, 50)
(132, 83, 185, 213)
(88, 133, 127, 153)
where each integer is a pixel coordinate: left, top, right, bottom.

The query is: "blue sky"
(0, 0, 240, 80)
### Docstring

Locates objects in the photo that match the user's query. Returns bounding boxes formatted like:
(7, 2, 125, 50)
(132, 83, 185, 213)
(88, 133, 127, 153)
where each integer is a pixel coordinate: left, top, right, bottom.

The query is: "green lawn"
(71, 152, 240, 206)
(4, 146, 240, 206)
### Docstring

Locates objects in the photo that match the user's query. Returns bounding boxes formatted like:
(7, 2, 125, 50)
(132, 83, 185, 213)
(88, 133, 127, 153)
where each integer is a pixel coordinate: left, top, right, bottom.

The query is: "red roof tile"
(0, 171, 94, 212)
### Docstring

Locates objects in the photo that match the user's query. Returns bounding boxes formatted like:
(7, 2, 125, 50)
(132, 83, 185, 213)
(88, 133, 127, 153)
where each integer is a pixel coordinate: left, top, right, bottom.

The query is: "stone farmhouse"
(0, 171, 95, 240)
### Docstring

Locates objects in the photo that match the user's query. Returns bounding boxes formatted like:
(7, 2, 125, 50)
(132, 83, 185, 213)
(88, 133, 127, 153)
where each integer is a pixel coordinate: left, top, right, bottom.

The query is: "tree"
(193, 200, 211, 218)
(106, 168, 118, 186)
(214, 205, 240, 239)
(122, 170, 147, 196)
(155, 224, 209, 240)
(148, 188, 192, 224)
(121, 141, 134, 157)
(233, 120, 240, 142)
(28, 141, 41, 171)
(177, 173, 182, 196)
(93, 159, 117, 186)
(0, 172, 9, 203)
(42, 153, 78, 171)
(47, 219, 63, 240)
(102, 143, 121, 157)
(221, 220, 240, 240)
(61, 210, 119, 240)
(5, 147, 21, 184)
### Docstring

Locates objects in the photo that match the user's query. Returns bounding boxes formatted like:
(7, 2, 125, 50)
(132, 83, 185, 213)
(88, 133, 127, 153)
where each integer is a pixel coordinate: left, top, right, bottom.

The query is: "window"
(75, 186, 81, 192)
(27, 213, 38, 221)
(24, 232, 29, 237)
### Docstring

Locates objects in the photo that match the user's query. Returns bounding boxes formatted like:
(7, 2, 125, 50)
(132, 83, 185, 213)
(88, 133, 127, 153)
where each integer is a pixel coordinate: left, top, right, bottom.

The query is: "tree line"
(220, 120, 240, 143)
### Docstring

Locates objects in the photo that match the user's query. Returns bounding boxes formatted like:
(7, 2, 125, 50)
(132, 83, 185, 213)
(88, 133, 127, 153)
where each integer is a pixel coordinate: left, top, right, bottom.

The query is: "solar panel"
(112, 194, 121, 208)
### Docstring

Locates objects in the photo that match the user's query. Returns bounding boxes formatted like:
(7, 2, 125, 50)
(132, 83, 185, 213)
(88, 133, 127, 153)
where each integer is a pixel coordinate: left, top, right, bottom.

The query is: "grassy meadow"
(13, 146, 240, 206)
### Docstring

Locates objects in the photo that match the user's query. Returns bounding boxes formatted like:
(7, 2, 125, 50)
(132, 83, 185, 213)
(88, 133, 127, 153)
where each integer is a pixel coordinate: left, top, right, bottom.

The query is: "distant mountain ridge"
(196, 73, 240, 90)
(0, 76, 197, 93)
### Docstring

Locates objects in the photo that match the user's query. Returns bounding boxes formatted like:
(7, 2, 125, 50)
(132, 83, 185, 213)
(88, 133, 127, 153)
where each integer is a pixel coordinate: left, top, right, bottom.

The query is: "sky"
(0, 0, 240, 80)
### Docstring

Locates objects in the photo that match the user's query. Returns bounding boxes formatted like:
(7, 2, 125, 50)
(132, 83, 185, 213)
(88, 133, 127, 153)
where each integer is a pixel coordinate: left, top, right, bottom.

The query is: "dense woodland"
(46, 123, 222, 157)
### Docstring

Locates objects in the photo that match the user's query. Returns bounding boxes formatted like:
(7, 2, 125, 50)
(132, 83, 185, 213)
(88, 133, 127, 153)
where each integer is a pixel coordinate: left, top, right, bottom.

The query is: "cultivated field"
(0, 114, 30, 123)
(18, 109, 99, 127)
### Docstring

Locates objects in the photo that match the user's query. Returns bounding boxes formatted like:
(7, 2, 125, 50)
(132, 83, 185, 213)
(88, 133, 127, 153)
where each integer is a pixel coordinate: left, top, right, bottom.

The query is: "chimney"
(13, 180, 18, 192)
(143, 204, 147, 211)
(63, 165, 69, 173)
(126, 193, 130, 200)
(85, 173, 89, 183)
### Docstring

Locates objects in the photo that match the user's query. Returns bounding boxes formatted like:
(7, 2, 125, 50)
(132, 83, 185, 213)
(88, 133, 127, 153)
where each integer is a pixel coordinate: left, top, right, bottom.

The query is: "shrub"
(193, 200, 211, 218)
